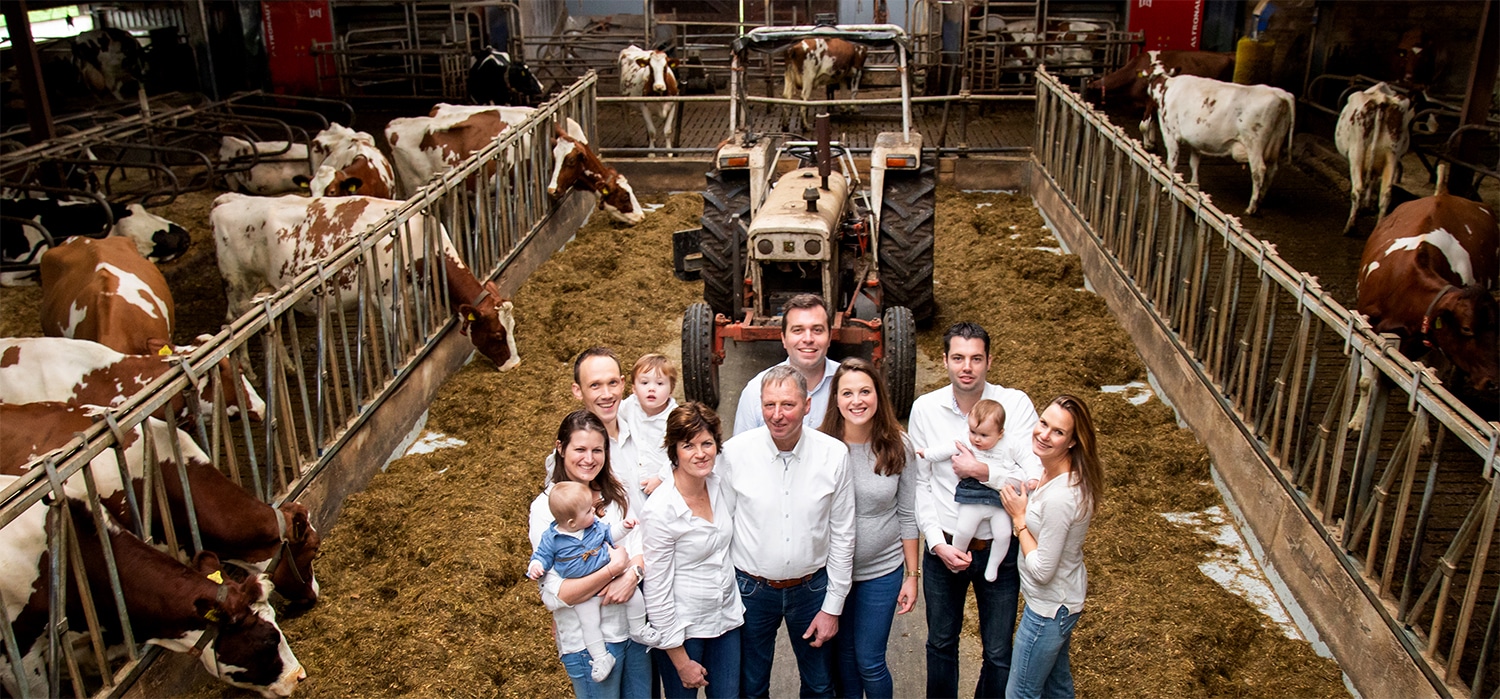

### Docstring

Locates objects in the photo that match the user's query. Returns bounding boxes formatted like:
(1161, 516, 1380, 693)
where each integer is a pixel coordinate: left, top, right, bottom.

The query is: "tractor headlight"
(757, 239, 774, 255)
(805, 239, 822, 256)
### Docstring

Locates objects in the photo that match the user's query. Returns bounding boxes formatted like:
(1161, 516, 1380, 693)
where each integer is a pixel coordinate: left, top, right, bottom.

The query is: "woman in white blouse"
(529, 410, 652, 699)
(640, 402, 743, 698)
(998, 395, 1104, 699)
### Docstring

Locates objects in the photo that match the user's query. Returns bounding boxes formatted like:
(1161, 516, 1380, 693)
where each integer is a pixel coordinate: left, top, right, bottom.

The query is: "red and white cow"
(40, 235, 173, 355)
(547, 122, 645, 226)
(1, 196, 190, 286)
(1335, 82, 1414, 235)
(783, 37, 868, 132)
(1357, 185, 1499, 391)
(298, 123, 397, 199)
(0, 402, 322, 605)
(1087, 50, 1237, 111)
(999, 18, 1102, 78)
(1142, 74, 1296, 215)
(0, 337, 266, 421)
(0, 481, 304, 698)
(618, 45, 679, 152)
(384, 105, 533, 198)
(210, 194, 520, 371)
(220, 136, 312, 196)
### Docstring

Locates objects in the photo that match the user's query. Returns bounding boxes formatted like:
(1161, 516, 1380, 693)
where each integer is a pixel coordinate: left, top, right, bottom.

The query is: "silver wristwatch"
(629, 565, 644, 583)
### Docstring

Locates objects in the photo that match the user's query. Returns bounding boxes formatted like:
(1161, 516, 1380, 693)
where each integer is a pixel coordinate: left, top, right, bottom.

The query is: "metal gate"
(0, 74, 598, 699)
(1033, 69, 1497, 698)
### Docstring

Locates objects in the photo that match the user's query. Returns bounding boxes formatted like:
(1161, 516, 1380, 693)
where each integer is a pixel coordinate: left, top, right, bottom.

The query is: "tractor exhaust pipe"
(816, 112, 831, 190)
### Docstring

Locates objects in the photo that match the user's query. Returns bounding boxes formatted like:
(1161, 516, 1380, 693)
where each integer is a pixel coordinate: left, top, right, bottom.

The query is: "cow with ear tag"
(547, 122, 645, 225)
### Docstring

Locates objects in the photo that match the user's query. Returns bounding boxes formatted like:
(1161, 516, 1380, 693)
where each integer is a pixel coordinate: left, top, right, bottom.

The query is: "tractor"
(676, 24, 935, 418)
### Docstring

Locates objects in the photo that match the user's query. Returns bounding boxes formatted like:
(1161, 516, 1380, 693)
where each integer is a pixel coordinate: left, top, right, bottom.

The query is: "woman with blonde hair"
(817, 358, 919, 698)
(999, 394, 1105, 699)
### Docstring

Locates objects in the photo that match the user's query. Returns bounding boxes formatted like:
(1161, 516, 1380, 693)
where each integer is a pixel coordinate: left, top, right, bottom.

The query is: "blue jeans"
(1005, 605, 1079, 699)
(924, 540, 1020, 699)
(653, 628, 742, 699)
(736, 568, 836, 698)
(836, 566, 903, 698)
(561, 639, 653, 698)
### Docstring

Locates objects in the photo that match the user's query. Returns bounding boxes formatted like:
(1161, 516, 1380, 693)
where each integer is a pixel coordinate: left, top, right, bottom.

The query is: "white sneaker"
(589, 652, 617, 682)
(632, 624, 663, 647)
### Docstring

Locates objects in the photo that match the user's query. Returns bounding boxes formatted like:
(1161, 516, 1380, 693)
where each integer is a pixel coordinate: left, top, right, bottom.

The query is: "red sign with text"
(261, 0, 334, 95)
(1127, 0, 1205, 52)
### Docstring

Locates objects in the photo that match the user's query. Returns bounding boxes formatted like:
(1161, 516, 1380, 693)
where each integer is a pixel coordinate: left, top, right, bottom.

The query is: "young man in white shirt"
(909, 323, 1042, 698)
(732, 293, 842, 436)
(550, 348, 647, 513)
(720, 365, 856, 698)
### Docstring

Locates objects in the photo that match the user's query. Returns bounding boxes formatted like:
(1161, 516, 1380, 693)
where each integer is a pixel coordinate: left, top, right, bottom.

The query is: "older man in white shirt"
(720, 365, 856, 698)
(910, 322, 1041, 699)
(733, 293, 841, 435)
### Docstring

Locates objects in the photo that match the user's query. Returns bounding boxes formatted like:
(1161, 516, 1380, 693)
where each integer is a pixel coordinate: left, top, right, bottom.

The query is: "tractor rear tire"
(700, 168, 750, 319)
(882, 305, 917, 419)
(682, 302, 720, 408)
(878, 154, 937, 327)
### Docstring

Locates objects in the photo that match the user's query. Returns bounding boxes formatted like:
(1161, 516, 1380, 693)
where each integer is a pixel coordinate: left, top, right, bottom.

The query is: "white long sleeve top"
(921, 441, 1042, 486)
(1019, 472, 1092, 617)
(528, 485, 637, 654)
(719, 425, 856, 615)
(640, 472, 744, 648)
(620, 394, 677, 485)
(909, 382, 1041, 547)
(732, 358, 841, 436)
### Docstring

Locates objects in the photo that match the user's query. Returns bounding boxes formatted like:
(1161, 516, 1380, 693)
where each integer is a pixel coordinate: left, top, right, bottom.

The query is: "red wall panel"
(261, 1, 334, 95)
(1127, 0, 1207, 52)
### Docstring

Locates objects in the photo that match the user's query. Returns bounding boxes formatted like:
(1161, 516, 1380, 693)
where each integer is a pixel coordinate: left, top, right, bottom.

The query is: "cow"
(220, 136, 313, 196)
(1, 196, 190, 286)
(999, 18, 1103, 79)
(1087, 50, 1237, 111)
(1392, 28, 1437, 91)
(296, 123, 397, 200)
(210, 194, 520, 371)
(40, 236, 173, 356)
(69, 28, 145, 100)
(0, 481, 304, 698)
(385, 105, 540, 198)
(1335, 82, 1414, 235)
(0, 402, 322, 606)
(782, 37, 868, 132)
(618, 45, 680, 152)
(1357, 179, 1498, 392)
(467, 47, 545, 106)
(0, 337, 267, 421)
(548, 122, 646, 225)
(1141, 74, 1296, 215)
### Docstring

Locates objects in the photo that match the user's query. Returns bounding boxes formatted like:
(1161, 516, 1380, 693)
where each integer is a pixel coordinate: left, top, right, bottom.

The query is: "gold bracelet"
(1015, 524, 1029, 535)
(905, 570, 921, 578)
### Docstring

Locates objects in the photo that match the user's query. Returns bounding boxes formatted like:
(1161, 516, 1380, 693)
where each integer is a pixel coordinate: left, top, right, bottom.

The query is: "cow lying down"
(1, 196, 190, 286)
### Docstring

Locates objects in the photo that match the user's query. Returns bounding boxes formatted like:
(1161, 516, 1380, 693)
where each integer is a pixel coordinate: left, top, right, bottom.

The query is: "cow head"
(1428, 285, 1499, 392)
(110, 203, 191, 263)
(300, 161, 368, 197)
(548, 123, 586, 196)
(153, 336, 267, 422)
(635, 50, 677, 95)
(1393, 28, 1436, 91)
(180, 554, 305, 698)
(505, 55, 545, 100)
(310, 122, 368, 169)
(596, 174, 645, 225)
(269, 502, 322, 607)
(458, 287, 521, 371)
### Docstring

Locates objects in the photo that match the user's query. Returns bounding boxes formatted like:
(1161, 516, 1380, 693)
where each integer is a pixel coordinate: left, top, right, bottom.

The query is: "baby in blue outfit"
(529, 481, 660, 681)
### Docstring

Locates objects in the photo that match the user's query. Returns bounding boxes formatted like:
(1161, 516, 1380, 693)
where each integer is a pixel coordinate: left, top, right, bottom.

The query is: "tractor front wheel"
(882, 305, 917, 419)
(682, 302, 720, 407)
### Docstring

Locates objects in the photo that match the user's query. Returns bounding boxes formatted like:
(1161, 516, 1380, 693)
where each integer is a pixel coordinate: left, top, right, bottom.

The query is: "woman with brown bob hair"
(817, 358, 919, 698)
(640, 402, 744, 698)
(529, 409, 651, 697)
(999, 394, 1104, 698)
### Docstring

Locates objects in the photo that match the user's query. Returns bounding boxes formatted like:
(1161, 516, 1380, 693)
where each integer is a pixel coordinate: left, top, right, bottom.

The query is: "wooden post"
(1453, 0, 1498, 198)
(2, 0, 57, 144)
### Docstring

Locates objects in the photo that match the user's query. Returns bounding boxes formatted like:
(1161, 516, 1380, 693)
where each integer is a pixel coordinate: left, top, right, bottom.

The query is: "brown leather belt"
(944, 532, 993, 551)
(742, 571, 818, 590)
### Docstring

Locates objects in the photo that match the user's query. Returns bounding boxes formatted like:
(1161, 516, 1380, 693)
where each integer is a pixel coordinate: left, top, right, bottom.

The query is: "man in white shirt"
(720, 365, 856, 698)
(547, 348, 646, 514)
(909, 323, 1041, 698)
(733, 293, 841, 435)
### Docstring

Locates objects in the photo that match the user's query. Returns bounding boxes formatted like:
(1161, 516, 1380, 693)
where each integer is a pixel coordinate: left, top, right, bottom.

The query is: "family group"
(526, 294, 1105, 699)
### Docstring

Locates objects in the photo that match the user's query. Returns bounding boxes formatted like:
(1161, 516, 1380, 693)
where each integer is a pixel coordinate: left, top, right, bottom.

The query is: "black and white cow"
(467, 47, 545, 106)
(70, 28, 146, 101)
(1, 197, 191, 286)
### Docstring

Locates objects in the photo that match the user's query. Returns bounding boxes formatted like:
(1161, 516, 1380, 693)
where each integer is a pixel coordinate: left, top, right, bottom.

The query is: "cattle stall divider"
(1029, 68, 1496, 699)
(0, 74, 601, 699)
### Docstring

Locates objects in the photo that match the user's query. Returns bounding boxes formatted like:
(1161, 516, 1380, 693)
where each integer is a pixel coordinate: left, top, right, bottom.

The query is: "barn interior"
(1, 1, 1497, 698)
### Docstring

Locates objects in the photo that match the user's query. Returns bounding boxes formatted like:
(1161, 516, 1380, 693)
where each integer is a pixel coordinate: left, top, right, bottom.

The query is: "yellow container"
(1234, 37, 1275, 85)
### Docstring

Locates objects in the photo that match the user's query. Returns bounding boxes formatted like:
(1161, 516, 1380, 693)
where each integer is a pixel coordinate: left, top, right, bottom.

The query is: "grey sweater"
(847, 441, 919, 581)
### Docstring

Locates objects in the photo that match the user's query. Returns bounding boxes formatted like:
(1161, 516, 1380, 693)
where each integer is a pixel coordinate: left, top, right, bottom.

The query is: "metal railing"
(0, 73, 598, 699)
(1033, 68, 1497, 698)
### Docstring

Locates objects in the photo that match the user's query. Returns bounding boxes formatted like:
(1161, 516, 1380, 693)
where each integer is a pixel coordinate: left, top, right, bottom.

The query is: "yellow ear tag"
(158, 345, 173, 356)
(1434, 318, 1444, 329)
(466, 313, 476, 321)
(204, 609, 221, 622)
(207, 570, 224, 584)
(601, 187, 610, 195)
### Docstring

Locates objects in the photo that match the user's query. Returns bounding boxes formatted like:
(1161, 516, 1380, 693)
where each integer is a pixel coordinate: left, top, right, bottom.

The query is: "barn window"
(0, 5, 95, 43)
